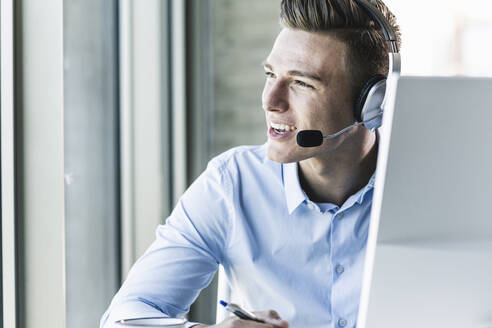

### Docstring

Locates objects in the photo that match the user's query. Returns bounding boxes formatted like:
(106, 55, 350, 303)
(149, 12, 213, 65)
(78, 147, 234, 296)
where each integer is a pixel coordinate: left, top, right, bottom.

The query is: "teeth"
(271, 122, 296, 131)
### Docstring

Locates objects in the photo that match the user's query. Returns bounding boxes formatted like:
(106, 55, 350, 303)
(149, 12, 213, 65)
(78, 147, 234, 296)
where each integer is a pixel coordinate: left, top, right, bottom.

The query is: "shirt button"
(336, 212, 344, 219)
(307, 203, 315, 210)
(338, 319, 347, 327)
(336, 265, 345, 274)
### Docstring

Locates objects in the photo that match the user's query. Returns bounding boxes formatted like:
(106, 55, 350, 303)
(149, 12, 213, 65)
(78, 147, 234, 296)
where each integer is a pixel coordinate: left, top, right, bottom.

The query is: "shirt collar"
(354, 172, 376, 206)
(282, 162, 308, 214)
(282, 161, 376, 214)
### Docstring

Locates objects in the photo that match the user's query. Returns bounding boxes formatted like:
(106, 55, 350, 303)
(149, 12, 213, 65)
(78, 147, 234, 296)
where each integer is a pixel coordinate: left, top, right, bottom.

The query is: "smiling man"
(263, 28, 380, 207)
(101, 1, 400, 328)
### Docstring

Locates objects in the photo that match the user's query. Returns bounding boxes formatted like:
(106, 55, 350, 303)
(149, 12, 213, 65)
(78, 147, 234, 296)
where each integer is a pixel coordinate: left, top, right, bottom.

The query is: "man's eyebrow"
(262, 61, 323, 82)
(287, 69, 323, 82)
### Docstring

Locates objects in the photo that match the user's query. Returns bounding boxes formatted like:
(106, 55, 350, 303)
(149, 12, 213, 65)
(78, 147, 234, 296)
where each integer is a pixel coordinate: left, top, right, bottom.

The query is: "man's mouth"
(268, 122, 297, 139)
(270, 122, 297, 134)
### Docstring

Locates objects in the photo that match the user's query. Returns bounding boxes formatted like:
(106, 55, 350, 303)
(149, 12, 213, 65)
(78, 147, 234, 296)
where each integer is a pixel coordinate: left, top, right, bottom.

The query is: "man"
(101, 0, 401, 327)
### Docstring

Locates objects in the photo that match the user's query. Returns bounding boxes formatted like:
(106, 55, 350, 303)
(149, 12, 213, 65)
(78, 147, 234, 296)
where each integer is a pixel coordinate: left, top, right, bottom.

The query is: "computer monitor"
(357, 77, 492, 328)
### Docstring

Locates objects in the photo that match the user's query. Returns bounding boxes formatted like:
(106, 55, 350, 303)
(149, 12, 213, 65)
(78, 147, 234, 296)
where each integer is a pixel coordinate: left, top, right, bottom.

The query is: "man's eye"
(294, 80, 314, 89)
(265, 71, 276, 78)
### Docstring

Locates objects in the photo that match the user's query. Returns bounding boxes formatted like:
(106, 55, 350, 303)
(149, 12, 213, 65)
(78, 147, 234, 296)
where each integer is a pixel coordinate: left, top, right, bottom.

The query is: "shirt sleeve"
(100, 159, 233, 328)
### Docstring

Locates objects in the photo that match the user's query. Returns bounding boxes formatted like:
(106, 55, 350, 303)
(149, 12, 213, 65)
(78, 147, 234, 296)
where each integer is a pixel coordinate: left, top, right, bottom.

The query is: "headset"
(297, 0, 401, 147)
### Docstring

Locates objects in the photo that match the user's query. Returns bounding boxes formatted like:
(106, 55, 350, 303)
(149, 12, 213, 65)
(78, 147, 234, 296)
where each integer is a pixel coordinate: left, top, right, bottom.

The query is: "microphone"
(296, 113, 382, 147)
(296, 130, 324, 147)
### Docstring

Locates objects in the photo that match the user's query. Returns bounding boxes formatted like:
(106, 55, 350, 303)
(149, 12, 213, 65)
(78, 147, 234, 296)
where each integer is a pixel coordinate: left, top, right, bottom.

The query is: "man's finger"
(262, 318, 289, 328)
(254, 310, 280, 320)
(252, 310, 288, 328)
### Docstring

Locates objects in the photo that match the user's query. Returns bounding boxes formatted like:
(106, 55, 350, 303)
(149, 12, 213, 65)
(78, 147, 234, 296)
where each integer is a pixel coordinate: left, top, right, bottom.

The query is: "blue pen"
(219, 300, 265, 323)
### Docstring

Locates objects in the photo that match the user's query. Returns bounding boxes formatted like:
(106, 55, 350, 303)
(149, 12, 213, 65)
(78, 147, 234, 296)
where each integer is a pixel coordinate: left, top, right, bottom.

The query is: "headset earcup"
(355, 74, 387, 122)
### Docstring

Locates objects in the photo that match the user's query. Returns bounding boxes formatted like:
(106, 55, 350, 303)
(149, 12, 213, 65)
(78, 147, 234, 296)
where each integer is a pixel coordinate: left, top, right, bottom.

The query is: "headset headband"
(353, 0, 399, 53)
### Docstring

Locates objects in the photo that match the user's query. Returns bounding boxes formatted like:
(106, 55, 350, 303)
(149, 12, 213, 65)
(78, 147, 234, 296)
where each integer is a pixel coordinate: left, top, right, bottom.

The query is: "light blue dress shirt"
(101, 144, 375, 328)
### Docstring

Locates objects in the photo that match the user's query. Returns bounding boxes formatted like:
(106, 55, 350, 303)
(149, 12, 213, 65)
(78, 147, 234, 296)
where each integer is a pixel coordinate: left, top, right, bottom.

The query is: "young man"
(101, 1, 401, 327)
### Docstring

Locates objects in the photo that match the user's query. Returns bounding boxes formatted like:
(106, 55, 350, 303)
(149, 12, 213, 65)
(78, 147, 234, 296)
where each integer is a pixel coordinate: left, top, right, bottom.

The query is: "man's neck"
(298, 131, 378, 206)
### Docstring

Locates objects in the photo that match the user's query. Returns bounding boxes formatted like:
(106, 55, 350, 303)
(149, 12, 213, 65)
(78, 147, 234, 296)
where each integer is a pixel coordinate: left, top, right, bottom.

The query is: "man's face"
(263, 28, 356, 163)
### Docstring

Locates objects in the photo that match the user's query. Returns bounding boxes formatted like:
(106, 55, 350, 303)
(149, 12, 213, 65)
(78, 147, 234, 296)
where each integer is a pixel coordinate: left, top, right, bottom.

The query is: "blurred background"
(1, 0, 491, 327)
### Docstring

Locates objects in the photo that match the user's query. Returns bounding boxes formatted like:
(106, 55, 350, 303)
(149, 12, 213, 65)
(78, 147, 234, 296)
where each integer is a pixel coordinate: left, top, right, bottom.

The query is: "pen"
(219, 300, 266, 323)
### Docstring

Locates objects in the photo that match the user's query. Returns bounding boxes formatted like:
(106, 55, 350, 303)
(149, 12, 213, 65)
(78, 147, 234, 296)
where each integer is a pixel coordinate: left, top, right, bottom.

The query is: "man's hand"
(195, 310, 289, 328)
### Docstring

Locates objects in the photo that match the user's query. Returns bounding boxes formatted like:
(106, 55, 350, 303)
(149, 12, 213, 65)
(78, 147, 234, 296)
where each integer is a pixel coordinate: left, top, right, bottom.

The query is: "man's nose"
(262, 80, 289, 113)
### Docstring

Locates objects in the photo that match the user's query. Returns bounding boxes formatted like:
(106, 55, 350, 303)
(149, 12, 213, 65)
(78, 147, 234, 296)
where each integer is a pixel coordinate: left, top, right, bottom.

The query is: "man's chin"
(266, 143, 301, 164)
